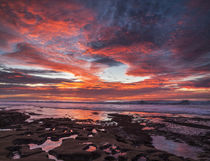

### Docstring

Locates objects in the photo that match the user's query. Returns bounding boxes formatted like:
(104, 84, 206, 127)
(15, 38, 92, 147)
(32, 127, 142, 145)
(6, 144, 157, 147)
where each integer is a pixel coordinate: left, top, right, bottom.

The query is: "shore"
(0, 110, 210, 161)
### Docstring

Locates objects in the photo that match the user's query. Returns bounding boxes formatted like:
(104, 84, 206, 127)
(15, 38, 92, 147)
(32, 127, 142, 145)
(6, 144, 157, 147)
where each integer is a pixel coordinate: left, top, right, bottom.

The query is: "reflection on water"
(54, 109, 109, 121)
(26, 108, 111, 122)
(0, 128, 13, 131)
(85, 145, 97, 152)
(88, 134, 93, 138)
(48, 154, 63, 161)
(2, 103, 210, 160)
(29, 135, 78, 161)
(29, 135, 78, 152)
(2, 103, 210, 123)
(12, 151, 20, 160)
(142, 127, 155, 130)
(152, 135, 202, 160)
(92, 129, 97, 134)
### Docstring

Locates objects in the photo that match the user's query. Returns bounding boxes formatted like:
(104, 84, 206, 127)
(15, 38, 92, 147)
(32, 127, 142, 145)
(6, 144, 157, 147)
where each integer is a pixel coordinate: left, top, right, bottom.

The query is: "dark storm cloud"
(83, 0, 210, 79)
(0, 25, 21, 51)
(192, 64, 210, 73)
(0, 65, 59, 74)
(180, 77, 210, 88)
(0, 69, 74, 84)
(84, 0, 187, 49)
(0, 30, 16, 48)
(92, 55, 122, 66)
(87, 29, 155, 50)
(171, 16, 210, 62)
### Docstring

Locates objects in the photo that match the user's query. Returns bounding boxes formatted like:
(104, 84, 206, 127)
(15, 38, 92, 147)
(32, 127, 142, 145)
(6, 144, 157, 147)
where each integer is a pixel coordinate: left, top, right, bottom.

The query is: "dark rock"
(56, 152, 101, 161)
(13, 138, 43, 145)
(76, 136, 88, 140)
(0, 111, 29, 128)
(104, 156, 116, 161)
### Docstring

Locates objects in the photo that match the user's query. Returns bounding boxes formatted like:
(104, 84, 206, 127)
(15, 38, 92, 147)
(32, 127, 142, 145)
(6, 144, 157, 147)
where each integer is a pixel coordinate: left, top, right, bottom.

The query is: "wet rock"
(118, 156, 128, 161)
(148, 155, 164, 161)
(56, 152, 101, 161)
(6, 146, 21, 152)
(92, 112, 99, 115)
(109, 114, 152, 146)
(0, 111, 29, 128)
(13, 138, 44, 145)
(0, 111, 208, 161)
(76, 136, 88, 140)
(20, 152, 54, 161)
(6, 146, 21, 159)
(104, 156, 116, 161)
(132, 155, 147, 161)
(138, 157, 147, 161)
(100, 144, 112, 150)
(20, 145, 43, 158)
(168, 156, 183, 161)
(115, 135, 127, 143)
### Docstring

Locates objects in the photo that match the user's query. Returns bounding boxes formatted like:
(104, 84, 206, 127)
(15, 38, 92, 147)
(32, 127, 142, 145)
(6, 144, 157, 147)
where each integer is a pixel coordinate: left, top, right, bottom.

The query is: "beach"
(0, 102, 210, 161)
(1, 0, 209, 160)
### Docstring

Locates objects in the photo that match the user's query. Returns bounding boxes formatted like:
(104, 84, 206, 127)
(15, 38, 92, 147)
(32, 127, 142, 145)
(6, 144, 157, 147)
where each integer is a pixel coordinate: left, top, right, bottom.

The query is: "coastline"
(0, 108, 210, 161)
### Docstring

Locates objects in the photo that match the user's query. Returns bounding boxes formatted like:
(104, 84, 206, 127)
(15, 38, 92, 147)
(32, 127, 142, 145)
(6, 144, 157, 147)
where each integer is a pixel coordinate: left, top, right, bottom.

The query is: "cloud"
(180, 77, 210, 88)
(92, 55, 122, 67)
(0, 68, 74, 84)
(0, 0, 209, 101)
(1, 43, 102, 81)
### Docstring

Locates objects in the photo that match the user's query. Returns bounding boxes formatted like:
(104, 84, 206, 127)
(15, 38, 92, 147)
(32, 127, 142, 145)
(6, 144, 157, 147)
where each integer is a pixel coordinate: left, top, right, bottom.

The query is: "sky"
(0, 0, 209, 101)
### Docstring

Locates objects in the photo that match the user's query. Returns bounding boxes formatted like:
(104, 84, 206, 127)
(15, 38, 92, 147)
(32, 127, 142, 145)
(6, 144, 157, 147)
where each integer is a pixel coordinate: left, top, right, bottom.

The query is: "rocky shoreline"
(0, 110, 209, 161)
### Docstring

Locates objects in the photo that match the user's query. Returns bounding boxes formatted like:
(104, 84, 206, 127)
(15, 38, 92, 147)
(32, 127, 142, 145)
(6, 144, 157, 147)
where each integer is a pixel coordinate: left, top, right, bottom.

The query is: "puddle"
(29, 138, 61, 152)
(152, 135, 202, 160)
(85, 145, 97, 152)
(140, 122, 147, 126)
(92, 129, 97, 134)
(12, 151, 21, 159)
(98, 128, 105, 132)
(29, 135, 78, 152)
(142, 127, 155, 130)
(48, 154, 63, 161)
(29, 134, 78, 161)
(88, 134, 93, 137)
(0, 128, 13, 131)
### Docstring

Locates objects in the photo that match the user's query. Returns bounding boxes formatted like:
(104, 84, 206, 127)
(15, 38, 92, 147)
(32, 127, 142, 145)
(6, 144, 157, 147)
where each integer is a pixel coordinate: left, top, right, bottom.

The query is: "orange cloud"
(0, 0, 209, 101)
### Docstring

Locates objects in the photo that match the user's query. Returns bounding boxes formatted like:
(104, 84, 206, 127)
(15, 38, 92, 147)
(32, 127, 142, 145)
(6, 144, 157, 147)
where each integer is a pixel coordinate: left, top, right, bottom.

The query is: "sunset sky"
(0, 0, 209, 101)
